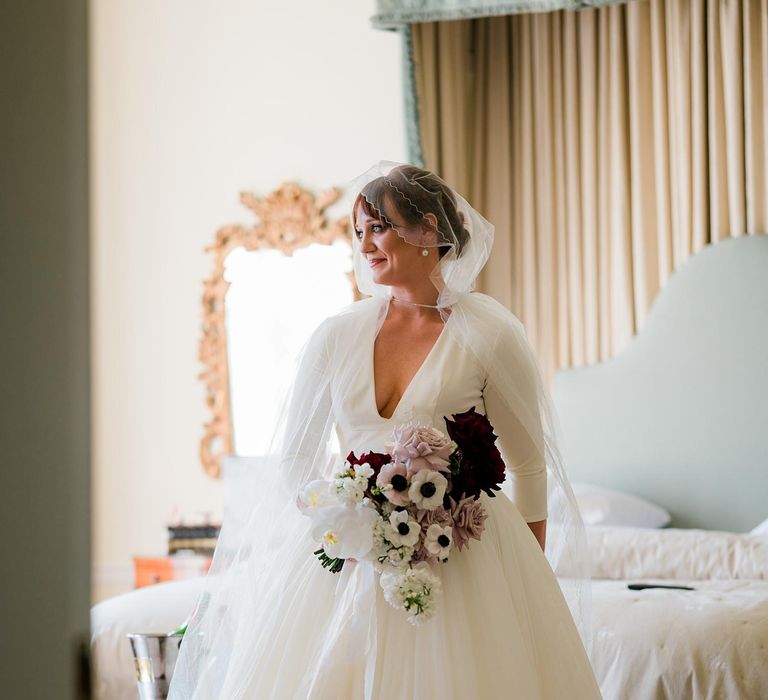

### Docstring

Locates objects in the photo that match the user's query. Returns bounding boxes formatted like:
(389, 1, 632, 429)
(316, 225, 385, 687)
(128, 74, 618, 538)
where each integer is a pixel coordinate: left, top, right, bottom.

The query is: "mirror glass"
(224, 239, 355, 455)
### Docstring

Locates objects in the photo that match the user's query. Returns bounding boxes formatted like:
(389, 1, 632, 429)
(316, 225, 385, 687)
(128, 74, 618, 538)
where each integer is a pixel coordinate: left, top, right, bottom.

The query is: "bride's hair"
(354, 165, 471, 258)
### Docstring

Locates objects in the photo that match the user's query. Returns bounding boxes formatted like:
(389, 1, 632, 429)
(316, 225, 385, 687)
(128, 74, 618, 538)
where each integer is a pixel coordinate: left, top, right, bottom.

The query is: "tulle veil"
(168, 160, 592, 699)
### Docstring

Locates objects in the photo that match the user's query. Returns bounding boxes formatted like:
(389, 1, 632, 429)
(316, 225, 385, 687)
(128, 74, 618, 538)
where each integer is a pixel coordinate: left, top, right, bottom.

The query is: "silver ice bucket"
(127, 632, 183, 700)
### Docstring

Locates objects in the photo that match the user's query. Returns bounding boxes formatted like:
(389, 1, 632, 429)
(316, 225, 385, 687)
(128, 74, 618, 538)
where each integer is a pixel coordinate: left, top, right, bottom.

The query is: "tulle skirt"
(211, 492, 601, 699)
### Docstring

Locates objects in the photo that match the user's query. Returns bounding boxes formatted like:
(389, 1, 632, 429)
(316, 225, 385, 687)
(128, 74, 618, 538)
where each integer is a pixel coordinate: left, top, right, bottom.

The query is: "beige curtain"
(412, 0, 768, 384)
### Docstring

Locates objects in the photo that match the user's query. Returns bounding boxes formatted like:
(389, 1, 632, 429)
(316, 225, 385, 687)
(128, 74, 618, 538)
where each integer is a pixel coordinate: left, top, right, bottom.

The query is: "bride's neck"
(387, 291, 442, 323)
(389, 284, 439, 309)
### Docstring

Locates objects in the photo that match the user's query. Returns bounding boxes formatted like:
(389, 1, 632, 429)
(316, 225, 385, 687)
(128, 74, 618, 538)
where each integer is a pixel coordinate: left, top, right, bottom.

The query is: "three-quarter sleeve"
(482, 347, 548, 523)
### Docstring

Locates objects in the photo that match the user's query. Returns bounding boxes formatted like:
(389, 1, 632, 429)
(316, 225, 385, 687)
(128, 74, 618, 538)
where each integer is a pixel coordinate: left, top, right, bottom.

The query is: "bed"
(554, 232, 768, 699)
(91, 233, 768, 700)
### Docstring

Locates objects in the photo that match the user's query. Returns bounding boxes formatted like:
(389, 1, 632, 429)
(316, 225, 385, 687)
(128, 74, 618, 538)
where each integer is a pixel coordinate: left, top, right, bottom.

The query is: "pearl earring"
(422, 248, 429, 256)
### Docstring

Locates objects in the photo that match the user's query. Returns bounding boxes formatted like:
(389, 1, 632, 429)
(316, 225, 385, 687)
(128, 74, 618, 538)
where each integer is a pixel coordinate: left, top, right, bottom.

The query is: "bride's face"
(353, 202, 433, 287)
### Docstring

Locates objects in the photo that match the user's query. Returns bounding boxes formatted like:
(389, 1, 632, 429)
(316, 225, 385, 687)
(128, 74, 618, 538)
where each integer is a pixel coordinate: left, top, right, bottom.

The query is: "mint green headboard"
(553, 234, 768, 532)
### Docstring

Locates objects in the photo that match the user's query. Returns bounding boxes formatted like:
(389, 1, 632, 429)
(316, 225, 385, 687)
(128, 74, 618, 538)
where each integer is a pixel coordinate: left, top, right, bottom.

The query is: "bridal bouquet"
(298, 407, 506, 625)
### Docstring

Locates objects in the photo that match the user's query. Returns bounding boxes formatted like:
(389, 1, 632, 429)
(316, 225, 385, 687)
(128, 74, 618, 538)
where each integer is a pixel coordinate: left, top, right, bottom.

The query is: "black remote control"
(627, 583, 695, 591)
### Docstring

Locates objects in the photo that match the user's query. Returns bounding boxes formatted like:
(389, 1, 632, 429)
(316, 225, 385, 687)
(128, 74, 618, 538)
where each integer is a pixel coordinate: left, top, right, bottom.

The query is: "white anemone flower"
(309, 503, 378, 559)
(385, 509, 421, 547)
(424, 523, 453, 561)
(408, 470, 448, 510)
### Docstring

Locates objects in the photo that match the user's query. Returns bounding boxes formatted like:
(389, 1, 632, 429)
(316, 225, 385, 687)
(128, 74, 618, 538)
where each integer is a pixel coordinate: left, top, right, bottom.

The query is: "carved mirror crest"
(199, 182, 358, 478)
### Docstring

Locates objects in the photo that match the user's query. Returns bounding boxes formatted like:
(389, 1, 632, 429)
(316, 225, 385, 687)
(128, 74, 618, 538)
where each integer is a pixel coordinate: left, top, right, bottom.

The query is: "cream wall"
(91, 0, 407, 602)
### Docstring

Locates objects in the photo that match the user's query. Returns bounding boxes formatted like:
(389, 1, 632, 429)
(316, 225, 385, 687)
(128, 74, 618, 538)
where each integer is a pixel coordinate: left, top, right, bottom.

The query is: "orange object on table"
(133, 556, 212, 588)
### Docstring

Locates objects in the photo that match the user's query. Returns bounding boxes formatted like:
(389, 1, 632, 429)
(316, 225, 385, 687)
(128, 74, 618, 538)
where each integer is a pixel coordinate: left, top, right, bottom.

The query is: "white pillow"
(586, 525, 768, 579)
(572, 482, 671, 528)
(751, 517, 768, 535)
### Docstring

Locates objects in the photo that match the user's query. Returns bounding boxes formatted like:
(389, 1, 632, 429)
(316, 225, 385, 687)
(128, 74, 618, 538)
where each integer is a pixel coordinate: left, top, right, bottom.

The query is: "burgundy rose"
(347, 450, 392, 472)
(446, 467, 479, 504)
(443, 407, 506, 500)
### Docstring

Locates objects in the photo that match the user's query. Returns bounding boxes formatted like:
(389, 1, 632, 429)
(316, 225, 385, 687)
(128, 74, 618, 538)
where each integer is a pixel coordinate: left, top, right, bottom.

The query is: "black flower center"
(437, 534, 450, 547)
(420, 481, 437, 498)
(391, 474, 408, 492)
(397, 522, 410, 535)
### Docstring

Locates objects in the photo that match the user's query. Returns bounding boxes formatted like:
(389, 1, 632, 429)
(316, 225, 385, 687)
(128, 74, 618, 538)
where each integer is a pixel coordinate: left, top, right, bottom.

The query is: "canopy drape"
(371, 0, 629, 30)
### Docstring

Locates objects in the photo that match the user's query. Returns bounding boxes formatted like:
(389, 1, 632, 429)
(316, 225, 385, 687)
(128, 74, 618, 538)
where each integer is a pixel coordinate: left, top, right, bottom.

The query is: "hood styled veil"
(168, 161, 592, 700)
(348, 160, 493, 310)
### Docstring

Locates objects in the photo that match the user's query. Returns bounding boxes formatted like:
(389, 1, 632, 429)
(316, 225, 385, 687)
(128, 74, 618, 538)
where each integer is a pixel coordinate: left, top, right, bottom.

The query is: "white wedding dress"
(207, 304, 602, 699)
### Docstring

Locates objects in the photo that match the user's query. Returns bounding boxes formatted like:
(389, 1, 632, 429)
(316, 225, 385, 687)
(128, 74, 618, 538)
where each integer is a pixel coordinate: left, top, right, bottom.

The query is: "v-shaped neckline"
(369, 312, 451, 421)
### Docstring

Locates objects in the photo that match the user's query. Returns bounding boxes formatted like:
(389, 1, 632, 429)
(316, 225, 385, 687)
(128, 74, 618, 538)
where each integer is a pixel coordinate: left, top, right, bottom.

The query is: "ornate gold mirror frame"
(199, 182, 357, 478)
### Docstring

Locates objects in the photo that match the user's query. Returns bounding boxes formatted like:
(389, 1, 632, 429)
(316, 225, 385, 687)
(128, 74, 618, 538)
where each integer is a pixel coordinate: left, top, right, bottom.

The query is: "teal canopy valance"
(372, 0, 628, 30)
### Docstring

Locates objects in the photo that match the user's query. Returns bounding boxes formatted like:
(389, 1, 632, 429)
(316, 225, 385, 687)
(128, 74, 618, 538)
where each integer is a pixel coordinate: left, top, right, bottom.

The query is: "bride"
(168, 161, 602, 699)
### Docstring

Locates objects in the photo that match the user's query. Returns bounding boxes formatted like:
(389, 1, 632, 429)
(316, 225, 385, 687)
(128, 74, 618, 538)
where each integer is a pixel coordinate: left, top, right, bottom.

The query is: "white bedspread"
(587, 527, 768, 700)
(591, 578, 768, 700)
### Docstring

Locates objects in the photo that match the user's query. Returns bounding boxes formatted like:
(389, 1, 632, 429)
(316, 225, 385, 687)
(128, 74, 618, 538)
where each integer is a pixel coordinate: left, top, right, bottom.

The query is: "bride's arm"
(480, 314, 550, 551)
(526, 519, 547, 551)
(484, 391, 547, 551)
